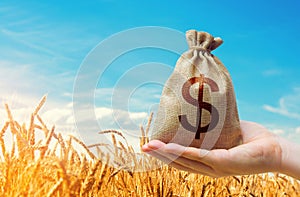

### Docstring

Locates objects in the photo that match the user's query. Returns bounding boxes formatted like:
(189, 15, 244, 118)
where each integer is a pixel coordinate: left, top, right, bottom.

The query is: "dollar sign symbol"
(178, 74, 219, 139)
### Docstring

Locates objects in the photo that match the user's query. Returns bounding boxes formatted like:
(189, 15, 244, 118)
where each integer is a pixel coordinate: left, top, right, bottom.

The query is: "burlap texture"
(150, 30, 242, 149)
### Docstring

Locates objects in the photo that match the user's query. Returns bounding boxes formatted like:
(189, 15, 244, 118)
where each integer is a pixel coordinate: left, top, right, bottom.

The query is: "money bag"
(150, 30, 242, 149)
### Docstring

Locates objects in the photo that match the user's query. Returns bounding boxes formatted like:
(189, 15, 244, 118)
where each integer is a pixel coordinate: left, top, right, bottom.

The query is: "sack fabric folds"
(150, 30, 242, 149)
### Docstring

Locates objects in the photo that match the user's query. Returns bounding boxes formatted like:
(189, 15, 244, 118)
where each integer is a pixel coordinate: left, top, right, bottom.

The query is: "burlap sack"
(150, 30, 242, 149)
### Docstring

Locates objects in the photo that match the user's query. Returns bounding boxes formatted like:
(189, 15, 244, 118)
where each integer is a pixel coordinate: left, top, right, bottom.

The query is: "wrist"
(277, 136, 300, 179)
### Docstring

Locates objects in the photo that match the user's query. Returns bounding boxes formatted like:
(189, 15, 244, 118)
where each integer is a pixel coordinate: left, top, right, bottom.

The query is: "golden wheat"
(0, 97, 299, 196)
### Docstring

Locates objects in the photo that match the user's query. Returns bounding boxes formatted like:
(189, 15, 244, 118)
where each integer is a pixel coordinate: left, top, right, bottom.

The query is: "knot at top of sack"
(186, 30, 223, 52)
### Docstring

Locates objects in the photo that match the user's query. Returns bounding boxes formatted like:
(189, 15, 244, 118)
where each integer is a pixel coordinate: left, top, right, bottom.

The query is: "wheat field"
(0, 96, 299, 197)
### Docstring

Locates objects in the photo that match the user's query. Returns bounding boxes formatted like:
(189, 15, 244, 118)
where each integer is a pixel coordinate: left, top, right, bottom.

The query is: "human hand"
(142, 121, 300, 179)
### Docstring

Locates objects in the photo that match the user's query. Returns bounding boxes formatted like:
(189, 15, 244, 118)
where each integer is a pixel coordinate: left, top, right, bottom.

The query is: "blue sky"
(0, 0, 300, 146)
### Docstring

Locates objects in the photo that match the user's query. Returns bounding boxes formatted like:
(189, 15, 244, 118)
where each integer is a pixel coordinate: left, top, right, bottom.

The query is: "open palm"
(142, 121, 283, 178)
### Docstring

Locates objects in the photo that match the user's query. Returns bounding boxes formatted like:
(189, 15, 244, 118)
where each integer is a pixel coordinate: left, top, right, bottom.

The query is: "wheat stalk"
(33, 95, 47, 115)
(46, 178, 63, 197)
(69, 135, 96, 160)
(80, 159, 101, 195)
(0, 101, 299, 197)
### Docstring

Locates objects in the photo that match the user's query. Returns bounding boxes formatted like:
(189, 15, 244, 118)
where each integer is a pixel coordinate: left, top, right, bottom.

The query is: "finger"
(164, 143, 234, 172)
(142, 140, 166, 152)
(163, 143, 211, 162)
(146, 151, 202, 174)
(147, 148, 214, 176)
(146, 147, 180, 163)
(168, 162, 204, 174)
(142, 140, 183, 166)
(169, 155, 215, 176)
(146, 149, 199, 173)
(144, 141, 228, 175)
(145, 150, 174, 165)
(147, 146, 216, 176)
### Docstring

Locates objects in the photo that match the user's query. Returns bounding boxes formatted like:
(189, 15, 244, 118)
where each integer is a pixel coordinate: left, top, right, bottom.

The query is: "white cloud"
(263, 89, 300, 120)
(263, 104, 300, 120)
(95, 107, 113, 119)
(261, 122, 300, 144)
(295, 127, 300, 134)
(95, 85, 162, 116)
(262, 69, 281, 77)
(0, 3, 156, 152)
(271, 129, 285, 135)
(0, 60, 34, 90)
(42, 108, 72, 124)
(1, 28, 74, 62)
(0, 92, 149, 151)
(286, 130, 300, 145)
(129, 112, 148, 120)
